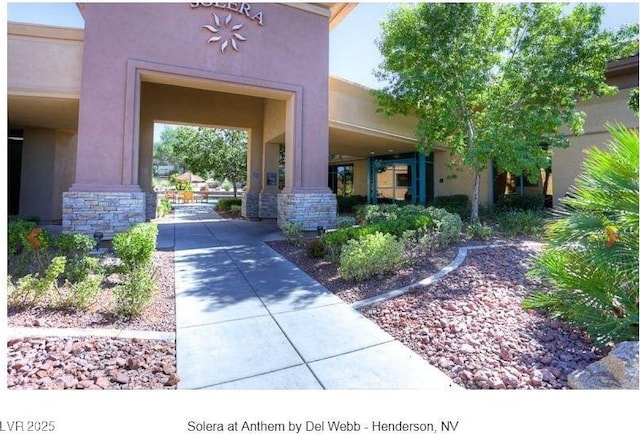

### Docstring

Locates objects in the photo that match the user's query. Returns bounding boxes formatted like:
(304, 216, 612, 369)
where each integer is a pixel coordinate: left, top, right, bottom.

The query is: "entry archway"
(131, 63, 335, 228)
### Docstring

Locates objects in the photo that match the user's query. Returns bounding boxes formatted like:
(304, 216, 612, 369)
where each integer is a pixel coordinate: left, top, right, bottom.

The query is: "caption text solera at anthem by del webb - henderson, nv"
(186, 419, 462, 433)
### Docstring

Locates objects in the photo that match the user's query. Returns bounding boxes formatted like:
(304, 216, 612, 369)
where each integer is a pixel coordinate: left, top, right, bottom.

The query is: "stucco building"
(7, 3, 639, 237)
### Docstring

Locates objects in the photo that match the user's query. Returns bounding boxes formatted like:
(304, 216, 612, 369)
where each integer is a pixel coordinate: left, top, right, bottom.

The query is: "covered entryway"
(137, 73, 292, 223)
(60, 3, 338, 237)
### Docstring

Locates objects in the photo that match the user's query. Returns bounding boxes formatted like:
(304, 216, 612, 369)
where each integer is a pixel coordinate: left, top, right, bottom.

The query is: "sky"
(6, 2, 640, 90)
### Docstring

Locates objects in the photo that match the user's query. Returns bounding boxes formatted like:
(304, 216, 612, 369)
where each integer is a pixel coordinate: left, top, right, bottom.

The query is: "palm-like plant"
(523, 124, 639, 347)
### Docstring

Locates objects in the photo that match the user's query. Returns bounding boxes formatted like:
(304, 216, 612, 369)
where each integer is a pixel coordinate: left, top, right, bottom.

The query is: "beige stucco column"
(277, 94, 337, 230)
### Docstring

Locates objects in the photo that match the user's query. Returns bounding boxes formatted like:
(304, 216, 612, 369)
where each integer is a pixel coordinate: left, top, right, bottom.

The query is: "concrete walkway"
(159, 204, 457, 390)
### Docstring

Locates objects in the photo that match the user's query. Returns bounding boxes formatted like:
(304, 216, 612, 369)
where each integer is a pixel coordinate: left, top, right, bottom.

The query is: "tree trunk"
(232, 180, 238, 199)
(542, 167, 551, 196)
(465, 114, 480, 222)
(471, 169, 480, 222)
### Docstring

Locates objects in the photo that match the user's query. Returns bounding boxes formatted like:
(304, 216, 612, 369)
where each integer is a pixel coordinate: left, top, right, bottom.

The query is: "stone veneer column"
(145, 192, 158, 221)
(62, 191, 146, 239)
(242, 192, 260, 219)
(277, 190, 337, 231)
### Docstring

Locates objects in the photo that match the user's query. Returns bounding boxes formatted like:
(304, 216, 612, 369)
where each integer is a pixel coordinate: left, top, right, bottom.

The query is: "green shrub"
(9, 215, 40, 224)
(424, 206, 462, 247)
(322, 212, 431, 254)
(281, 220, 304, 246)
(339, 232, 404, 281)
(433, 195, 471, 219)
(221, 180, 234, 191)
(52, 233, 100, 283)
(337, 195, 366, 213)
(8, 256, 66, 307)
(8, 218, 37, 256)
(64, 256, 102, 284)
(156, 198, 172, 218)
(495, 193, 545, 212)
(113, 266, 156, 317)
(306, 238, 326, 259)
(230, 204, 242, 214)
(55, 233, 95, 257)
(216, 198, 242, 212)
(113, 223, 158, 272)
(62, 273, 103, 309)
(523, 124, 639, 347)
(323, 204, 460, 261)
(496, 210, 545, 237)
(401, 227, 438, 260)
(336, 216, 356, 229)
(356, 203, 401, 224)
(467, 221, 493, 240)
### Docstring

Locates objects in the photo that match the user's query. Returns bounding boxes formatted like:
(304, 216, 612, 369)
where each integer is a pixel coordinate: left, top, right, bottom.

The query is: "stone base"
(259, 192, 278, 219)
(62, 191, 146, 239)
(277, 191, 337, 230)
(242, 192, 259, 219)
(145, 191, 158, 221)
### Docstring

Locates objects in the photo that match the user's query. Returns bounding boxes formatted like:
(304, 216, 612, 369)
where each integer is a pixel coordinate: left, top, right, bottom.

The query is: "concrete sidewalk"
(159, 203, 457, 390)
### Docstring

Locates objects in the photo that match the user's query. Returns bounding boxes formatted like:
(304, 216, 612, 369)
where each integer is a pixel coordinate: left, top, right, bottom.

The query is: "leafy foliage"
(157, 198, 172, 218)
(281, 221, 305, 246)
(8, 218, 37, 256)
(467, 221, 493, 240)
(524, 124, 639, 346)
(324, 204, 460, 260)
(433, 195, 471, 219)
(337, 195, 367, 213)
(216, 198, 242, 212)
(8, 256, 66, 307)
(112, 223, 158, 273)
(112, 223, 158, 317)
(54, 233, 98, 283)
(496, 210, 545, 237)
(495, 194, 545, 212)
(62, 272, 103, 309)
(629, 88, 639, 115)
(173, 127, 247, 198)
(153, 126, 185, 170)
(335, 216, 356, 229)
(114, 266, 156, 317)
(338, 232, 404, 281)
(306, 238, 326, 259)
(375, 3, 638, 220)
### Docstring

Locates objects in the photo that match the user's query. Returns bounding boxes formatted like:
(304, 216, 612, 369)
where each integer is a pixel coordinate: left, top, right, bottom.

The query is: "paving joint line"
(196, 210, 329, 389)
(197, 362, 310, 389)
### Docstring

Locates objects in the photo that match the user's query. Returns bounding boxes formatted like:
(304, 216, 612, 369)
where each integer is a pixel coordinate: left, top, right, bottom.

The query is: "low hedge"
(216, 198, 242, 212)
(495, 193, 545, 211)
(321, 212, 432, 251)
(432, 194, 470, 219)
(337, 195, 366, 214)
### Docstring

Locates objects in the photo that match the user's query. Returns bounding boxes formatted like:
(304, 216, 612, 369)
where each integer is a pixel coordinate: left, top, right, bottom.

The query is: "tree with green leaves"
(374, 3, 638, 220)
(153, 127, 184, 173)
(172, 127, 248, 198)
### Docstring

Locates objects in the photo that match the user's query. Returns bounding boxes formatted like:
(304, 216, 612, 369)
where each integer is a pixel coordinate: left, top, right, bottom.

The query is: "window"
(328, 165, 354, 197)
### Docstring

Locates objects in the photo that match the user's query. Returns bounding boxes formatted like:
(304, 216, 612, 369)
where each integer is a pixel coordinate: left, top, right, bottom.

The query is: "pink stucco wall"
(72, 3, 330, 191)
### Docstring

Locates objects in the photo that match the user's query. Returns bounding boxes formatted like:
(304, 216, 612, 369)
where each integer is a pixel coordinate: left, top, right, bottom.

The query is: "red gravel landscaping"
(272, 240, 602, 389)
(361, 245, 602, 389)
